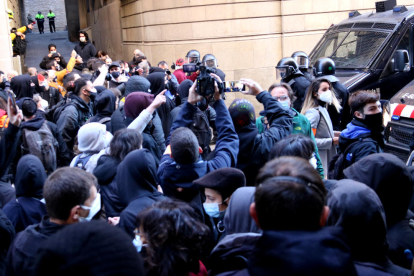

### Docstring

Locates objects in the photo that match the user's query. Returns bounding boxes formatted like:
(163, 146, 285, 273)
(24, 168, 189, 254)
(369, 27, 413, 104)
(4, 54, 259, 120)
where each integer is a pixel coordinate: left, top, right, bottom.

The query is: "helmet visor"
(187, 56, 199, 64)
(276, 67, 287, 82)
(204, 59, 217, 69)
(294, 56, 309, 68)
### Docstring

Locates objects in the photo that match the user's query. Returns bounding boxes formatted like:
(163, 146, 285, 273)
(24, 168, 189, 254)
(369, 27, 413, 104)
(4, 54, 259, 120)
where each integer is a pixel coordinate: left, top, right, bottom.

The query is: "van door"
(377, 24, 414, 99)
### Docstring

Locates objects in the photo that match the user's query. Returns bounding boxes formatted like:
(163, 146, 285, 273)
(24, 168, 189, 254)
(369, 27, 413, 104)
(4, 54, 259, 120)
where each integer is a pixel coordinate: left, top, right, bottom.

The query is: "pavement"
(24, 31, 76, 72)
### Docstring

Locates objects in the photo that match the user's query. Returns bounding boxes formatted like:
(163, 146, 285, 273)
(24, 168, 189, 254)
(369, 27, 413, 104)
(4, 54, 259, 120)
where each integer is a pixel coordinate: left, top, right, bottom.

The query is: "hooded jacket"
(338, 118, 384, 169)
(56, 93, 93, 154)
(118, 149, 165, 237)
(344, 153, 414, 269)
(327, 180, 410, 276)
(171, 80, 192, 122)
(11, 108, 72, 176)
(88, 89, 116, 132)
(0, 209, 15, 276)
(210, 187, 262, 276)
(10, 74, 32, 100)
(246, 227, 357, 276)
(235, 92, 292, 186)
(3, 155, 48, 233)
(39, 86, 63, 109)
(6, 216, 65, 276)
(73, 39, 97, 68)
(147, 72, 176, 139)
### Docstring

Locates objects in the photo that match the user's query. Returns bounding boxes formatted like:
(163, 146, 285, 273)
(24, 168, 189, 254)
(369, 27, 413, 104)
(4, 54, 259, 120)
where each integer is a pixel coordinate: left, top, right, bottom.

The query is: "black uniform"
(323, 77, 350, 131)
(283, 73, 311, 112)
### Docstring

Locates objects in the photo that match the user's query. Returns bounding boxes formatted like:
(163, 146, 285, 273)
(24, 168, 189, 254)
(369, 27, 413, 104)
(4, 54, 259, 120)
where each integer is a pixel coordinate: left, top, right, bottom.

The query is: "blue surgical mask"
(79, 193, 101, 222)
(133, 234, 143, 252)
(203, 203, 220, 218)
(279, 100, 290, 110)
(125, 67, 130, 73)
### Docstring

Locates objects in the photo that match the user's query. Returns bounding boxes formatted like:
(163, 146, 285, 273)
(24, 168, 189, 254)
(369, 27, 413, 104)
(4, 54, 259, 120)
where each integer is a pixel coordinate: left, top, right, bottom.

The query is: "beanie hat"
(124, 76, 151, 96)
(228, 99, 256, 129)
(124, 92, 153, 119)
(17, 97, 37, 117)
(33, 221, 145, 276)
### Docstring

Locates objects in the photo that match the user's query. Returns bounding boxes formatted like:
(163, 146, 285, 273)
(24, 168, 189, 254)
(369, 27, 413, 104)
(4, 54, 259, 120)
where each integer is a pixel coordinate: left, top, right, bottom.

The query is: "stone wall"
(24, 0, 67, 33)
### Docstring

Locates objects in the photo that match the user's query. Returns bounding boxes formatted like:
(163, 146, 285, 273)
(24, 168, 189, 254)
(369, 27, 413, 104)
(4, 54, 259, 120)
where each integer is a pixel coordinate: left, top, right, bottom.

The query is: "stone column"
(0, 0, 15, 73)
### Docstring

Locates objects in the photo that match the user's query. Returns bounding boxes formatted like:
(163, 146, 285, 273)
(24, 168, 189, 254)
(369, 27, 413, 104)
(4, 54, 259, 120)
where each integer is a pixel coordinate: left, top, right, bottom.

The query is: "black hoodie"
(344, 153, 414, 269)
(117, 149, 165, 237)
(74, 39, 97, 68)
(10, 74, 32, 100)
(88, 89, 115, 132)
(246, 227, 357, 275)
(3, 155, 48, 233)
(327, 179, 410, 276)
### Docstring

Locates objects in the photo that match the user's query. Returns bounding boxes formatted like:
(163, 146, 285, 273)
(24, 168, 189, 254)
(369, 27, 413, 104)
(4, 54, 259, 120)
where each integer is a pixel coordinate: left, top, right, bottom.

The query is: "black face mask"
(111, 71, 120, 79)
(362, 112, 384, 132)
(89, 91, 97, 102)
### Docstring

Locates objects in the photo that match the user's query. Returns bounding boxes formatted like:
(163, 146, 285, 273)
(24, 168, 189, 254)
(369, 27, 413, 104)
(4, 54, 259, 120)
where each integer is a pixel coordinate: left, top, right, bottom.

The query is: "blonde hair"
(301, 78, 342, 115)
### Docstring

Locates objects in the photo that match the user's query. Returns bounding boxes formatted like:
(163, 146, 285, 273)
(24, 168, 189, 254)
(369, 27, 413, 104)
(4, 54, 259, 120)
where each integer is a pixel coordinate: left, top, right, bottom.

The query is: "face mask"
(362, 112, 383, 131)
(203, 203, 220, 218)
(133, 235, 143, 252)
(279, 100, 290, 110)
(125, 67, 130, 74)
(79, 193, 101, 222)
(309, 155, 317, 169)
(50, 51, 56, 54)
(319, 90, 332, 103)
(89, 91, 97, 102)
(111, 71, 120, 79)
(80, 37, 86, 42)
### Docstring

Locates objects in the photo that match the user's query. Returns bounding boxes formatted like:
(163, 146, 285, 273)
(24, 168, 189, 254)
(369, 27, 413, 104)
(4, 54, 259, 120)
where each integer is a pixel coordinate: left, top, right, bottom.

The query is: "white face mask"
(133, 235, 143, 252)
(80, 37, 86, 42)
(309, 155, 318, 169)
(319, 90, 332, 104)
(79, 193, 101, 222)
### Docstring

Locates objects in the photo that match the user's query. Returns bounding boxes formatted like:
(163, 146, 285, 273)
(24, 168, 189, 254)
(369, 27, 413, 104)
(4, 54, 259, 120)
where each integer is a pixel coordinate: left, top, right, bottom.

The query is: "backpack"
(328, 138, 376, 180)
(21, 121, 58, 175)
(85, 117, 111, 125)
(12, 36, 27, 56)
(191, 108, 211, 159)
(74, 154, 93, 171)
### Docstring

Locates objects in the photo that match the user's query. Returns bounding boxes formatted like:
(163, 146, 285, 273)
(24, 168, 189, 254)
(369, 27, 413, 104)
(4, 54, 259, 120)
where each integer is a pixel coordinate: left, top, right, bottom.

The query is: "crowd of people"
(0, 29, 412, 276)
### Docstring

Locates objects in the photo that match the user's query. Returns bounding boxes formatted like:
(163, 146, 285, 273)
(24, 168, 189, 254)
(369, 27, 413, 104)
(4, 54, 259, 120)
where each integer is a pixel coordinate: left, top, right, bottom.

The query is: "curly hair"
(136, 199, 211, 276)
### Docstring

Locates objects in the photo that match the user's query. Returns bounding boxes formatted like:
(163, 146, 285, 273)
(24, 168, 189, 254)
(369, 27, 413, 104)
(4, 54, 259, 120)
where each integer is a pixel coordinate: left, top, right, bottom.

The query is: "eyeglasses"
(273, 95, 288, 101)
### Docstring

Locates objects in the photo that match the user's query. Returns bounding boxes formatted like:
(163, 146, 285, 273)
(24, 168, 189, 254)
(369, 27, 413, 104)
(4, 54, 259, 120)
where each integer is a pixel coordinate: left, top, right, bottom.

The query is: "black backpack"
(191, 108, 211, 159)
(13, 36, 27, 56)
(328, 138, 376, 180)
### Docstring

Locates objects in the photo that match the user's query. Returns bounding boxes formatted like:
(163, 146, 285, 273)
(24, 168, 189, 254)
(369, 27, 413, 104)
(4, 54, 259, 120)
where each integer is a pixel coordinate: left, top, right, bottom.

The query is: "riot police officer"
(202, 54, 226, 81)
(186, 50, 201, 64)
(292, 51, 312, 81)
(276, 57, 311, 112)
(313, 57, 350, 131)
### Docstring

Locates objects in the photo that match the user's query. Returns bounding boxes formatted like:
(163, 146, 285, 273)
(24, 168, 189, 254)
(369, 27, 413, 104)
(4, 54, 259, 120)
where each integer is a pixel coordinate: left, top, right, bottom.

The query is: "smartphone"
(7, 91, 17, 110)
(224, 81, 246, 92)
(166, 69, 172, 75)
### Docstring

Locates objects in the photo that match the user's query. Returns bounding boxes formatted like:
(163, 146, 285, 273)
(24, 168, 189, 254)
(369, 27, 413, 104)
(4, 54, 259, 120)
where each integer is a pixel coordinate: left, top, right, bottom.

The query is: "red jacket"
(173, 69, 198, 84)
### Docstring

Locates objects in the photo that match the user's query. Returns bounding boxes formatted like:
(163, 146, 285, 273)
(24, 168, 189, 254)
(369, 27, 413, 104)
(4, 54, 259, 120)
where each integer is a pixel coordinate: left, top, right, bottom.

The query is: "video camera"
(183, 62, 223, 98)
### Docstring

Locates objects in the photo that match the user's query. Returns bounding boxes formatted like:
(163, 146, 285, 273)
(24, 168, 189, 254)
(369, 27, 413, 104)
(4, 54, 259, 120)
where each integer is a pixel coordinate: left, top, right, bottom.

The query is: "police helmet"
(313, 58, 336, 77)
(186, 50, 200, 64)
(202, 54, 218, 69)
(291, 51, 309, 69)
(275, 57, 299, 81)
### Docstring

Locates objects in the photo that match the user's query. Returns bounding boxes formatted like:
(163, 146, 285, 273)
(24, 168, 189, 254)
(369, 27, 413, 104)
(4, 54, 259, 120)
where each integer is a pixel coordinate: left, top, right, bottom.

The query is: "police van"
(309, 0, 414, 99)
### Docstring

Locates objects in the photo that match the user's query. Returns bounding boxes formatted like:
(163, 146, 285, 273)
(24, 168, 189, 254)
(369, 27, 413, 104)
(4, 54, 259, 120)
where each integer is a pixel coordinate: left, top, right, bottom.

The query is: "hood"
(69, 93, 91, 112)
(124, 76, 150, 96)
(236, 125, 259, 161)
(327, 179, 388, 264)
(95, 86, 106, 94)
(177, 80, 193, 101)
(95, 89, 116, 117)
(93, 155, 120, 186)
(124, 92, 153, 119)
(224, 187, 261, 234)
(116, 149, 158, 205)
(248, 227, 357, 276)
(149, 67, 165, 74)
(15, 155, 47, 199)
(21, 114, 45, 131)
(77, 123, 107, 153)
(344, 153, 412, 226)
(339, 119, 384, 152)
(147, 72, 165, 96)
(10, 74, 32, 99)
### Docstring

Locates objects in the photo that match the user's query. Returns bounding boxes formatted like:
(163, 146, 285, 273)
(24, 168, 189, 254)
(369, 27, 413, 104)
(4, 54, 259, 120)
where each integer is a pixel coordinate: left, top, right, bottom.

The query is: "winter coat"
(39, 86, 63, 109)
(343, 153, 414, 269)
(0, 208, 15, 276)
(0, 123, 19, 179)
(338, 119, 384, 169)
(56, 94, 93, 154)
(328, 80, 350, 131)
(305, 105, 336, 176)
(173, 69, 187, 84)
(236, 92, 292, 186)
(88, 89, 116, 133)
(39, 54, 68, 70)
(327, 179, 410, 276)
(6, 216, 65, 276)
(117, 149, 165, 238)
(73, 40, 97, 68)
(3, 155, 48, 234)
(158, 99, 239, 221)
